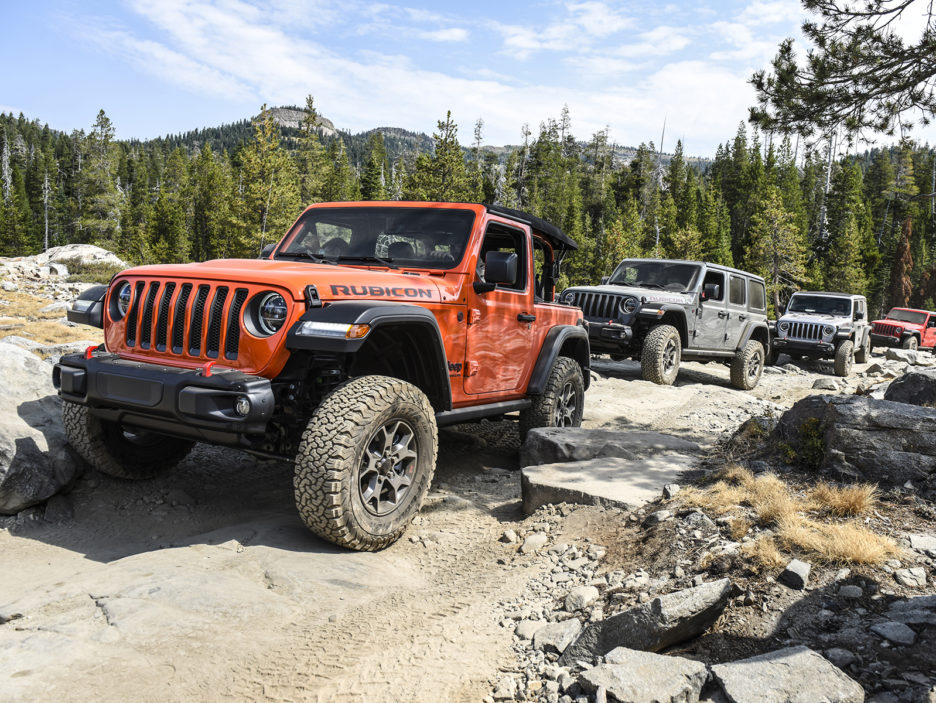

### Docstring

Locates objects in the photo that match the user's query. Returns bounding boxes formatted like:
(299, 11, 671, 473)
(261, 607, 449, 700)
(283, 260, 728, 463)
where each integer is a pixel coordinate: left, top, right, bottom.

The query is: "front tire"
(730, 340, 764, 390)
(834, 340, 855, 377)
(519, 356, 585, 439)
(641, 325, 681, 385)
(62, 401, 194, 479)
(293, 375, 437, 551)
(854, 334, 871, 363)
(902, 336, 919, 350)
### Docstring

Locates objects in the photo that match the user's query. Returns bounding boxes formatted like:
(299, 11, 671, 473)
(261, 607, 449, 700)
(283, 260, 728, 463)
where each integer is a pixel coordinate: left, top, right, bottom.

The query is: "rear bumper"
(54, 352, 275, 442)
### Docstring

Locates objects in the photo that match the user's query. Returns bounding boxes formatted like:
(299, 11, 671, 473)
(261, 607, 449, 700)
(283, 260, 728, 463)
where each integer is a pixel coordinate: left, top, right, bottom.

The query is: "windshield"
(607, 260, 701, 292)
(277, 207, 476, 269)
(886, 309, 927, 324)
(787, 295, 851, 316)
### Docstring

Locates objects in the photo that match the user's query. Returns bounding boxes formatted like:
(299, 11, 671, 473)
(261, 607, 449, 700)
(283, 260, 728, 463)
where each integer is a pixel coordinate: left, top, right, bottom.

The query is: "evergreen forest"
(2, 96, 934, 317)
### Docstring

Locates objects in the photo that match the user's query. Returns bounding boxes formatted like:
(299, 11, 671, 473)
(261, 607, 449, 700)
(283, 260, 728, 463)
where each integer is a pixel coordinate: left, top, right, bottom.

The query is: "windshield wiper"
(633, 281, 664, 289)
(336, 255, 398, 269)
(275, 251, 336, 265)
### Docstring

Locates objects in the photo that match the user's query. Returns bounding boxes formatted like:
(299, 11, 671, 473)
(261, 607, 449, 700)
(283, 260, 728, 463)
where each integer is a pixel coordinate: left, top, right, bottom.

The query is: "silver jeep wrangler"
(559, 258, 771, 389)
(772, 292, 871, 376)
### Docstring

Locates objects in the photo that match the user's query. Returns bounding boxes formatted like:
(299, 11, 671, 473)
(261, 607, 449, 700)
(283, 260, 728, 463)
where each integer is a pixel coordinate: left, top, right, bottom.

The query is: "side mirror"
(601, 276, 609, 285)
(701, 283, 720, 301)
(855, 310, 865, 320)
(260, 243, 276, 259)
(484, 251, 517, 285)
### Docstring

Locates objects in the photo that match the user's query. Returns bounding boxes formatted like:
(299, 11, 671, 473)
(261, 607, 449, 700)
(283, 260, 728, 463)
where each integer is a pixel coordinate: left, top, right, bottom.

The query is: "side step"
(435, 399, 531, 427)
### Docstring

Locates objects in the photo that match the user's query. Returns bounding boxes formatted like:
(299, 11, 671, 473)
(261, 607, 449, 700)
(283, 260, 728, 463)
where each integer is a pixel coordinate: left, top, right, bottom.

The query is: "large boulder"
(34, 244, 127, 269)
(521, 427, 699, 468)
(774, 395, 936, 488)
(577, 647, 708, 703)
(0, 345, 80, 514)
(710, 646, 864, 703)
(559, 579, 731, 665)
(884, 368, 936, 407)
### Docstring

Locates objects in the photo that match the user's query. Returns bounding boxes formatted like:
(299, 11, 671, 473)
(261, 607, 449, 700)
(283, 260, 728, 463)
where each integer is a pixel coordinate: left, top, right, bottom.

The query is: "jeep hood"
(118, 259, 446, 303)
(569, 284, 695, 306)
(779, 312, 848, 326)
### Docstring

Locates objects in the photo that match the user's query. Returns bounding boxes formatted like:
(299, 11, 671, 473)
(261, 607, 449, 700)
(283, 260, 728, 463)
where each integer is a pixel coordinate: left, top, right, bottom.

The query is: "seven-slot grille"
(566, 291, 628, 320)
(123, 280, 249, 360)
(873, 322, 902, 338)
(786, 321, 824, 341)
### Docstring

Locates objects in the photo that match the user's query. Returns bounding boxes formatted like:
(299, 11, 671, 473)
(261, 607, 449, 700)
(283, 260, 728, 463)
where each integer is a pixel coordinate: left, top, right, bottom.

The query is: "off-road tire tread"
(834, 339, 855, 377)
(730, 340, 764, 390)
(902, 335, 919, 350)
(641, 325, 681, 385)
(61, 401, 193, 479)
(519, 356, 584, 439)
(854, 333, 870, 363)
(293, 375, 437, 552)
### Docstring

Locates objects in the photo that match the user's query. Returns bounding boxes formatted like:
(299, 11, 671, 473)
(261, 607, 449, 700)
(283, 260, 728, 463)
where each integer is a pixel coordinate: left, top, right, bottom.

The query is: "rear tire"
(902, 336, 919, 350)
(62, 401, 193, 479)
(520, 356, 585, 439)
(293, 375, 437, 551)
(834, 340, 855, 377)
(641, 325, 681, 385)
(730, 340, 764, 390)
(854, 334, 871, 363)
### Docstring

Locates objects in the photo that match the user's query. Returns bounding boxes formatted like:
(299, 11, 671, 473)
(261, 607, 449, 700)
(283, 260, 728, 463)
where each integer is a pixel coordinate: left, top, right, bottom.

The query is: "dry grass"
(741, 535, 786, 571)
(811, 482, 878, 517)
(0, 289, 102, 347)
(682, 463, 900, 566)
(776, 517, 900, 564)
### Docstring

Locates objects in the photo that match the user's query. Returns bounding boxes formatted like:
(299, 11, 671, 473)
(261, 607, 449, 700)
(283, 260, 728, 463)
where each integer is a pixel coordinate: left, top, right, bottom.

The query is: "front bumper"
(870, 333, 902, 348)
(586, 321, 634, 353)
(772, 338, 834, 355)
(54, 352, 275, 443)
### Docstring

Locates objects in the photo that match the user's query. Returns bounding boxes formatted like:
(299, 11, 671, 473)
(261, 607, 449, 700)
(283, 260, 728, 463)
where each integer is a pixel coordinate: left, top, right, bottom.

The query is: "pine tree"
(822, 161, 869, 293)
(403, 111, 473, 202)
(360, 132, 388, 200)
(296, 95, 328, 205)
(745, 185, 807, 313)
(322, 139, 360, 202)
(81, 110, 123, 248)
(888, 215, 914, 308)
(192, 144, 233, 260)
(149, 148, 190, 263)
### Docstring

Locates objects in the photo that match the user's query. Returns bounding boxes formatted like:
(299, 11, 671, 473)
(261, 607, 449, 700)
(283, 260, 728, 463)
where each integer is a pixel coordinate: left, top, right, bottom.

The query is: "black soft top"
(485, 205, 578, 251)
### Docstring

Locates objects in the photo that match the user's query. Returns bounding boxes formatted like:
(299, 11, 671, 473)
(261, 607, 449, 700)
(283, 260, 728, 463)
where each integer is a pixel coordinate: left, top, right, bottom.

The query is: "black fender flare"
(285, 301, 451, 410)
(737, 320, 770, 350)
(639, 305, 690, 347)
(66, 284, 108, 328)
(528, 325, 590, 395)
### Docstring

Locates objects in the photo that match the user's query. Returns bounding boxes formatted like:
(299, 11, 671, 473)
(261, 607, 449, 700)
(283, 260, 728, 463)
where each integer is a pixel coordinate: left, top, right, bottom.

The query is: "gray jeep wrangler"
(772, 292, 870, 377)
(559, 258, 771, 389)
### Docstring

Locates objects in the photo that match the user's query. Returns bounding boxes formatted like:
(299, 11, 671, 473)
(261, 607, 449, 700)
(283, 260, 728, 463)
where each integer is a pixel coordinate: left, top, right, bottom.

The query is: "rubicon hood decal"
(329, 284, 434, 300)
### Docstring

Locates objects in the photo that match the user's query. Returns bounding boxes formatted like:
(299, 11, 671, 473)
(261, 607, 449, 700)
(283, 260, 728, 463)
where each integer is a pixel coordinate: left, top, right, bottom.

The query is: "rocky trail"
(1, 247, 934, 702)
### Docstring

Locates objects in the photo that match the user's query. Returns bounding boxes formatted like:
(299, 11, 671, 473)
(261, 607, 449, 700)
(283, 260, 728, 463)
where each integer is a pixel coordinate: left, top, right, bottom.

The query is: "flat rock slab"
(532, 618, 582, 654)
(711, 646, 864, 703)
(522, 454, 697, 515)
(521, 427, 699, 468)
(578, 647, 708, 703)
(559, 579, 731, 665)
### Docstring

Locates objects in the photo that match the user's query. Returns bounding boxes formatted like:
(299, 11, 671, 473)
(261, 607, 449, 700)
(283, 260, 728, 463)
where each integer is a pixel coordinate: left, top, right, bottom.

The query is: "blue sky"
(0, 0, 916, 155)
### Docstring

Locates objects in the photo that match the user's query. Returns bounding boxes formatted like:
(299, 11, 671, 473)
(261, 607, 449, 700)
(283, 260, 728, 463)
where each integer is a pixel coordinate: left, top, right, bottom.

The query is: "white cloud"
(611, 25, 692, 58)
(737, 0, 803, 26)
(418, 27, 469, 42)
(566, 2, 633, 37)
(492, 1, 632, 58)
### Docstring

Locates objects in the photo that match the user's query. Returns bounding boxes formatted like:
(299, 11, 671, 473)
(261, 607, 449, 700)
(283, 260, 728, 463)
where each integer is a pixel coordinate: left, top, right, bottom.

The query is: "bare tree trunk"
(43, 170, 50, 251)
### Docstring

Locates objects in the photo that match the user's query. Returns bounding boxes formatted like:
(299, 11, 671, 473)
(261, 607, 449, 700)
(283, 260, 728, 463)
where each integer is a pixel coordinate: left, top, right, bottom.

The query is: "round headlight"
(778, 321, 789, 333)
(823, 325, 835, 336)
(257, 292, 288, 335)
(116, 282, 132, 318)
(561, 290, 575, 304)
(622, 297, 638, 314)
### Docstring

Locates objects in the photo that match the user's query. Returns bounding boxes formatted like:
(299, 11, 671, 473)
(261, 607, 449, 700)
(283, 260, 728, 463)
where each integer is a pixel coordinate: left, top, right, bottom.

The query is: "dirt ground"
(0, 340, 887, 702)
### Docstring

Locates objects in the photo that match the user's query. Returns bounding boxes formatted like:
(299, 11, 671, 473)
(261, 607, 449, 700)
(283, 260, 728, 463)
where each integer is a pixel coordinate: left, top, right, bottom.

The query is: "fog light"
(234, 396, 251, 417)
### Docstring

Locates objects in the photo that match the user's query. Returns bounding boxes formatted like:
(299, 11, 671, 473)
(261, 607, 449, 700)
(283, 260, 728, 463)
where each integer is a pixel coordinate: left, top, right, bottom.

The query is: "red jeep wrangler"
(870, 307, 936, 352)
(54, 202, 589, 550)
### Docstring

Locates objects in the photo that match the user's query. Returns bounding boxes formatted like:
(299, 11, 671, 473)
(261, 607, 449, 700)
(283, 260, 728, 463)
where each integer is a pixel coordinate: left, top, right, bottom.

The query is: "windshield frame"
(885, 308, 928, 325)
(275, 206, 478, 270)
(786, 294, 853, 317)
(606, 260, 702, 293)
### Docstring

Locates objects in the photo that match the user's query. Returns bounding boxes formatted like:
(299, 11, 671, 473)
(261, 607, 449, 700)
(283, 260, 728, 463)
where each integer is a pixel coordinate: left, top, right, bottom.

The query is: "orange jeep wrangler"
(54, 202, 589, 550)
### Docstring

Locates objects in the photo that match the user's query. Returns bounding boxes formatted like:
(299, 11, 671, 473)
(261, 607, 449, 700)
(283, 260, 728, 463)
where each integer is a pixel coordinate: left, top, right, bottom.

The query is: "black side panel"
(528, 325, 591, 394)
